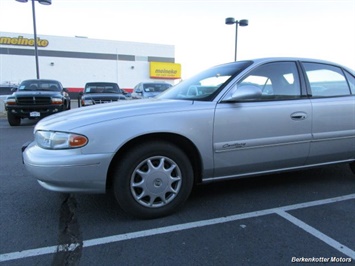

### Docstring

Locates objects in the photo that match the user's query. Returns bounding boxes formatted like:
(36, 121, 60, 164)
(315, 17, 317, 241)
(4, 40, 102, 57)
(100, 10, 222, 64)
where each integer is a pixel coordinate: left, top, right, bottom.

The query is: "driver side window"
(238, 62, 301, 100)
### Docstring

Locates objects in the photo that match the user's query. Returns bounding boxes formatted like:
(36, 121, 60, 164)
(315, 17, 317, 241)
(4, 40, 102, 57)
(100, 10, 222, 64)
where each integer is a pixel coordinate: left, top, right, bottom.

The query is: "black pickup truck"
(79, 82, 128, 107)
(5, 79, 70, 126)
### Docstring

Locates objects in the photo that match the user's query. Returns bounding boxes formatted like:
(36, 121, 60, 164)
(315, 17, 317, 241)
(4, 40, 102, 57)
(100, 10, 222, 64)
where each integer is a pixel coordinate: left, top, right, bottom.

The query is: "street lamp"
(16, 0, 52, 79)
(225, 17, 248, 61)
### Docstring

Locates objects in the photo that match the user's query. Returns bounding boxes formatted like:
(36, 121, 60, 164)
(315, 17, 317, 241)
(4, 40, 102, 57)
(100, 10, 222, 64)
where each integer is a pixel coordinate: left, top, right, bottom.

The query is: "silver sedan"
(23, 58, 355, 219)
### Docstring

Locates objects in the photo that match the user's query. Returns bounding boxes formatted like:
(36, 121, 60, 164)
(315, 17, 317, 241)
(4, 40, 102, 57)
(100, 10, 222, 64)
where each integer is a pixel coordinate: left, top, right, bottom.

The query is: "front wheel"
(64, 100, 71, 110)
(350, 162, 355, 175)
(113, 141, 194, 219)
(7, 112, 21, 126)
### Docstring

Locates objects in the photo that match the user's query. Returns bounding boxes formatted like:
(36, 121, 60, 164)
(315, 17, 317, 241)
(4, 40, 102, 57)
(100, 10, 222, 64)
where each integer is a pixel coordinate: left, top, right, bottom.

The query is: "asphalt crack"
(52, 194, 83, 266)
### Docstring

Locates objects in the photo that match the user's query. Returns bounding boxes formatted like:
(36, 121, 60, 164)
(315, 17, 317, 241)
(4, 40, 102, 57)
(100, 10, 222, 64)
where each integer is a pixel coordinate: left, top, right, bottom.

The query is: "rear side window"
(302, 63, 351, 97)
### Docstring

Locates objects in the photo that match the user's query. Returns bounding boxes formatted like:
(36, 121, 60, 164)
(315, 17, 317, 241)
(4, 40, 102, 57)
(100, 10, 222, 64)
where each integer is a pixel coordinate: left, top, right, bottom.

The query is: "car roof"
(137, 81, 171, 85)
(85, 82, 118, 85)
(21, 79, 61, 83)
(216, 57, 354, 74)
(255, 57, 350, 67)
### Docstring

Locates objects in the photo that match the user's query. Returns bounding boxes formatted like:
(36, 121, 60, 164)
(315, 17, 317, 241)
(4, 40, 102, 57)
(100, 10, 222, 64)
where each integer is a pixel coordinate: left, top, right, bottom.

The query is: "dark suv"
(5, 79, 70, 126)
(79, 82, 128, 107)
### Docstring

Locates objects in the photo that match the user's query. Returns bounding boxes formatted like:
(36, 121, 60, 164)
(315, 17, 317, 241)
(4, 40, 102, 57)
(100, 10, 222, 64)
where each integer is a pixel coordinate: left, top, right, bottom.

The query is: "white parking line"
(276, 210, 355, 259)
(1, 193, 354, 262)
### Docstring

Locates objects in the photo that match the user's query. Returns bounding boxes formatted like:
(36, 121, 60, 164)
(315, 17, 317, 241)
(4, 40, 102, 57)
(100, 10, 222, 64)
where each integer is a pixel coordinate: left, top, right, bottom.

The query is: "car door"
(301, 62, 355, 164)
(213, 61, 312, 178)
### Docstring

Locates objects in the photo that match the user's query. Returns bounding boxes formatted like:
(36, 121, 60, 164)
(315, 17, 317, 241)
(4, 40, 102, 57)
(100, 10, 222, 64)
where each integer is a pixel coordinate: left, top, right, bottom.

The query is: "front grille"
(17, 96, 52, 105)
(93, 99, 117, 104)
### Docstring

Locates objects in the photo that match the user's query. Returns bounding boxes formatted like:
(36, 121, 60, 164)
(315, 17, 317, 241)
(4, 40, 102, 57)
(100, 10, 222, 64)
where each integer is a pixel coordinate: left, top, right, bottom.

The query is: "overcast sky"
(1, 0, 354, 78)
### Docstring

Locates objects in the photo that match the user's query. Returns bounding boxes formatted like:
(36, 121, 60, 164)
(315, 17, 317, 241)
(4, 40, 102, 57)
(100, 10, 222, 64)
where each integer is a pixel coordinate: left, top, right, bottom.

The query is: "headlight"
(51, 97, 63, 104)
(81, 99, 94, 106)
(35, 131, 88, 149)
(5, 98, 16, 106)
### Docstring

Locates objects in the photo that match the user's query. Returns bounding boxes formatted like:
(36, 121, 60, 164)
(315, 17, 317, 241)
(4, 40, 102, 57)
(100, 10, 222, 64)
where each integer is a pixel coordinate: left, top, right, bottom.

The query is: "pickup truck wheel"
(7, 112, 21, 126)
(350, 162, 355, 175)
(113, 141, 193, 219)
(64, 100, 70, 110)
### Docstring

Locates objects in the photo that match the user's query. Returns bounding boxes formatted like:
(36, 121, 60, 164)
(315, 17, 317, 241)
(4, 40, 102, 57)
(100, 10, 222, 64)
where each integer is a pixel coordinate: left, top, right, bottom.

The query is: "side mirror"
(79, 91, 84, 96)
(11, 87, 17, 92)
(223, 85, 262, 102)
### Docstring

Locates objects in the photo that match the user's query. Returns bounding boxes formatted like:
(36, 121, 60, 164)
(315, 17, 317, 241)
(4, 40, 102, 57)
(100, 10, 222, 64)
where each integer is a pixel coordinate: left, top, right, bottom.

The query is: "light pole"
(16, 0, 52, 79)
(225, 17, 248, 61)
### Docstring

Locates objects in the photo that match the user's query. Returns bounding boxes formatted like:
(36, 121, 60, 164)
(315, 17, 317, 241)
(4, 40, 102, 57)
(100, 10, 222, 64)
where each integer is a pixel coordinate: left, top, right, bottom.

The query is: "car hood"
(35, 99, 198, 131)
(12, 91, 62, 97)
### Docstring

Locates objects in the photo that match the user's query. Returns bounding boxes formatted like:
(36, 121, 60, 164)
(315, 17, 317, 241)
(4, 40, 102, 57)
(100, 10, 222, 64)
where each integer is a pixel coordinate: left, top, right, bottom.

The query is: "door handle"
(291, 112, 308, 120)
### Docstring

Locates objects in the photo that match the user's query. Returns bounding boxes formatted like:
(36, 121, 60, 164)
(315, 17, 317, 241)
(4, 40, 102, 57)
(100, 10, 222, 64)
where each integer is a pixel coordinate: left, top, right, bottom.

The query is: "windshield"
(157, 61, 253, 101)
(85, 83, 119, 93)
(18, 80, 61, 92)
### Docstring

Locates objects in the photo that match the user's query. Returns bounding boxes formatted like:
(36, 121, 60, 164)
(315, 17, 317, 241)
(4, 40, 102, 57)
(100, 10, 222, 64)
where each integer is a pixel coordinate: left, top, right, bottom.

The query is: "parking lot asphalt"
(0, 113, 354, 265)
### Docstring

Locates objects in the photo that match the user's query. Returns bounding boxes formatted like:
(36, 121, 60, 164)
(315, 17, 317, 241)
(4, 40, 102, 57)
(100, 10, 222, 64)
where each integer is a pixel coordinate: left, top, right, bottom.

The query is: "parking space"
(0, 117, 354, 265)
(78, 199, 354, 265)
(1, 194, 354, 265)
(78, 196, 355, 265)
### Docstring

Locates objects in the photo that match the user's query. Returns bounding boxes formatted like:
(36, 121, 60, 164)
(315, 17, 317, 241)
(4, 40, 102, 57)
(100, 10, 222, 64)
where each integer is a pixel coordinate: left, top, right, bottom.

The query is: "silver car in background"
(22, 58, 355, 219)
(131, 81, 172, 99)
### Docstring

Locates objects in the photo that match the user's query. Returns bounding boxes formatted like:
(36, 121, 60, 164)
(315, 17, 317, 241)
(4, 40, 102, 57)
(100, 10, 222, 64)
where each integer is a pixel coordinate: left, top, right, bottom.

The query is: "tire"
(7, 112, 21, 126)
(350, 162, 355, 175)
(64, 100, 70, 110)
(113, 141, 194, 219)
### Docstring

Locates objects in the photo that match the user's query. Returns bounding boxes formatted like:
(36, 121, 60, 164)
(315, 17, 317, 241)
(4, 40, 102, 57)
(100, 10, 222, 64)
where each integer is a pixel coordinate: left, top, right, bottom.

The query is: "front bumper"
(22, 141, 112, 193)
(7, 105, 65, 118)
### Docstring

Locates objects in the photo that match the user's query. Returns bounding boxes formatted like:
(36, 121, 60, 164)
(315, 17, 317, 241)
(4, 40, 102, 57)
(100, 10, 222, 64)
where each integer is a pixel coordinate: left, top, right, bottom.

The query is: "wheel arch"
(106, 133, 203, 191)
